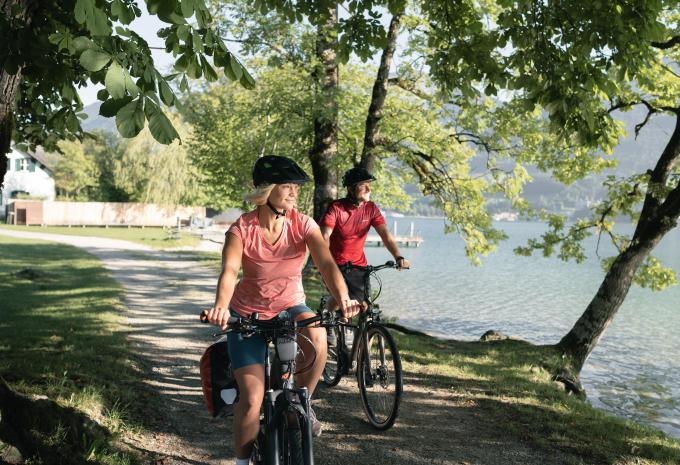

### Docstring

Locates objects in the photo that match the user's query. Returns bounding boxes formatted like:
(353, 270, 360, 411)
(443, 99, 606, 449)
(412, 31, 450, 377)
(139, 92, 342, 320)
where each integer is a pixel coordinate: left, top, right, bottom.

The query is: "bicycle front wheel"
(278, 410, 304, 465)
(357, 325, 403, 430)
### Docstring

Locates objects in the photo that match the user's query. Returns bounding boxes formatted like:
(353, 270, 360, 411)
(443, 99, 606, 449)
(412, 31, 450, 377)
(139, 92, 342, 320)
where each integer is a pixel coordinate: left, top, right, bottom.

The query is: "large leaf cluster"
(1, 0, 252, 152)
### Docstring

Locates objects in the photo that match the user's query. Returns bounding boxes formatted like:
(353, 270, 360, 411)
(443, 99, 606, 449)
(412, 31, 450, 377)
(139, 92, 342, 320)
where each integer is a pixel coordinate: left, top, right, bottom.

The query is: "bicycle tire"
(357, 324, 403, 430)
(322, 325, 344, 386)
(279, 410, 304, 465)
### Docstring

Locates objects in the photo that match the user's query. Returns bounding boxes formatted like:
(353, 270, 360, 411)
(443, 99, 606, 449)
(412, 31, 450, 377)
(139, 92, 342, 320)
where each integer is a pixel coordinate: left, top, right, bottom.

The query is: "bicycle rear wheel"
(357, 324, 403, 430)
(322, 325, 344, 386)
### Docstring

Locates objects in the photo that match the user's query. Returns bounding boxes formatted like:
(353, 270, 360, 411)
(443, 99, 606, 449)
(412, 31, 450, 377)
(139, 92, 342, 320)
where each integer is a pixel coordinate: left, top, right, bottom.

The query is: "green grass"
(0, 224, 200, 248)
(392, 334, 680, 464)
(0, 235, 147, 464)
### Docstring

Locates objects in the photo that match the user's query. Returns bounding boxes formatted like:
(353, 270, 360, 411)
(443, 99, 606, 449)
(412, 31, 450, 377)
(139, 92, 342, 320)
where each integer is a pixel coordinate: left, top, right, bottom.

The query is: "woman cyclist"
(204, 155, 362, 465)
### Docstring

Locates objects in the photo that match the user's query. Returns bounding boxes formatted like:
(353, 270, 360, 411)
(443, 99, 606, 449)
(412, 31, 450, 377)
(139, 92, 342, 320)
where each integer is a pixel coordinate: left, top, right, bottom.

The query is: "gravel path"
(0, 229, 576, 465)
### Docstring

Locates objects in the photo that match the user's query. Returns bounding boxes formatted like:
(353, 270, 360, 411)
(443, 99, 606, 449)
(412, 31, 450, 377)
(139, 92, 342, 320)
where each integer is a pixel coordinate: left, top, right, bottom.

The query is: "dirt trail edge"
(0, 229, 573, 465)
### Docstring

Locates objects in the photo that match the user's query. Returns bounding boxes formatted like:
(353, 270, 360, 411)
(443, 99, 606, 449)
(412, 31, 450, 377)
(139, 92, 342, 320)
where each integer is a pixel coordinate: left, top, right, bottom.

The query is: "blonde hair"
(244, 184, 276, 206)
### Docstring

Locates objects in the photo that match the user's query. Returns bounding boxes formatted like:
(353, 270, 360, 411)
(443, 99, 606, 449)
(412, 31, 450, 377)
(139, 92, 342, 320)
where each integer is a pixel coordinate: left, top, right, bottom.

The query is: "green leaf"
(177, 25, 191, 42)
(229, 54, 243, 81)
(192, 31, 204, 53)
(73, 36, 96, 53)
(180, 0, 194, 18)
(147, 0, 175, 16)
(111, 0, 135, 24)
(175, 54, 190, 72)
(186, 55, 202, 79)
(239, 66, 255, 89)
(74, 0, 111, 36)
(74, 0, 89, 24)
(144, 99, 180, 144)
(179, 74, 189, 92)
(99, 96, 133, 117)
(200, 56, 218, 82)
(158, 78, 175, 105)
(115, 26, 132, 37)
(195, 7, 209, 28)
(213, 49, 228, 67)
(96, 89, 109, 101)
(80, 49, 111, 71)
(158, 11, 187, 25)
(65, 111, 80, 133)
(105, 61, 126, 99)
(116, 98, 145, 138)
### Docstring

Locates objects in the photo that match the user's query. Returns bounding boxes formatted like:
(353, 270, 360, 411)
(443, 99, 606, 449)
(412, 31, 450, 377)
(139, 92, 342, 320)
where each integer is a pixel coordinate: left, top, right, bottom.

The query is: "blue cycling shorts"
(227, 304, 313, 370)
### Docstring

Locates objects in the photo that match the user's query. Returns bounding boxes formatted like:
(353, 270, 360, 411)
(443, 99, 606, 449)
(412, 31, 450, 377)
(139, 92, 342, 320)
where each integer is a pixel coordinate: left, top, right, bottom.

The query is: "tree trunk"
(558, 234, 663, 370)
(1, 0, 36, 186)
(308, 6, 338, 223)
(559, 112, 680, 371)
(359, 12, 402, 173)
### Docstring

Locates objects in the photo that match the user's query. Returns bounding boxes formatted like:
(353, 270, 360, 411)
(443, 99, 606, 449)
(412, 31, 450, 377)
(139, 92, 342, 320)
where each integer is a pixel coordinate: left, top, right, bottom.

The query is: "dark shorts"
(227, 304, 313, 370)
(340, 267, 370, 303)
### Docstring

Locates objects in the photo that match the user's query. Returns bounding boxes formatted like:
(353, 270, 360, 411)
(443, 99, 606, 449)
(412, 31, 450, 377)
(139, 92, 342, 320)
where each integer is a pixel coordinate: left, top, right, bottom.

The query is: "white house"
(1, 146, 56, 218)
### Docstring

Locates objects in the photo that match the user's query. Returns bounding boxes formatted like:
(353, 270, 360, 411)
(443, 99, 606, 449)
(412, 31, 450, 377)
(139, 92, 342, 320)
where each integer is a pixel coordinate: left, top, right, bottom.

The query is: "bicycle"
(320, 260, 404, 430)
(201, 309, 342, 465)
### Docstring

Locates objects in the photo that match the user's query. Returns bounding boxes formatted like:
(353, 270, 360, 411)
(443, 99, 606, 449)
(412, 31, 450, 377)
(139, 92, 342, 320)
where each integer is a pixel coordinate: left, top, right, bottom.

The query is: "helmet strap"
(266, 201, 286, 219)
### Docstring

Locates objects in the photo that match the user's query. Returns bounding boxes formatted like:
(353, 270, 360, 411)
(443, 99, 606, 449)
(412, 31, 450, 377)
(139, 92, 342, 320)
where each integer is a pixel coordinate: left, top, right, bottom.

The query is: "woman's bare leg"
(232, 364, 265, 459)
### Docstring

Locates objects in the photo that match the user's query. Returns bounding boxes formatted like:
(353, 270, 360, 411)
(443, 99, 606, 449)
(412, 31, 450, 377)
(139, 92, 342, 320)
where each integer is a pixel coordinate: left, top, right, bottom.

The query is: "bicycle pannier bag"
(200, 336, 239, 417)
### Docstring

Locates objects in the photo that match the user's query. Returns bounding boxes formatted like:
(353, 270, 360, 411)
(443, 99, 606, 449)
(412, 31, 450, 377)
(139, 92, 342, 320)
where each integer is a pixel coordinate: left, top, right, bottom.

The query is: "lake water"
(363, 216, 680, 438)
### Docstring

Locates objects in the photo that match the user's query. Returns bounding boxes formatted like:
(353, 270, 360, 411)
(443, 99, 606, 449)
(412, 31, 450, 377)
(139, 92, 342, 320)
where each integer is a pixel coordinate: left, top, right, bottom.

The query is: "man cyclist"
(320, 166, 410, 312)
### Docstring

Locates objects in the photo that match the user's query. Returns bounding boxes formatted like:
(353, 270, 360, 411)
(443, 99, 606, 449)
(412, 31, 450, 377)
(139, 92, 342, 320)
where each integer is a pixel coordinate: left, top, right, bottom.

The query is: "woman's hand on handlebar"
(201, 306, 230, 330)
(339, 298, 362, 321)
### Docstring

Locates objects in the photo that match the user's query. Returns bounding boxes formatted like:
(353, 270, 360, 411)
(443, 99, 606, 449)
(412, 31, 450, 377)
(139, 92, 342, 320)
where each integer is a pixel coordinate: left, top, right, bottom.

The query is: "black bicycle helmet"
(252, 155, 311, 187)
(342, 166, 376, 187)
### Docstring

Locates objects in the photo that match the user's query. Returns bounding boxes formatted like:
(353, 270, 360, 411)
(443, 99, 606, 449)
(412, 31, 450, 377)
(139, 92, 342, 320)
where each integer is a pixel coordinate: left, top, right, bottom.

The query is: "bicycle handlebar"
(339, 259, 408, 272)
(199, 309, 344, 335)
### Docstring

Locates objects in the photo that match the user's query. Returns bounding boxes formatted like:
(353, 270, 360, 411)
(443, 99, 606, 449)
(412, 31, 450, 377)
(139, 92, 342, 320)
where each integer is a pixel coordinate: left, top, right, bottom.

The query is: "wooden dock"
(365, 220, 423, 247)
(365, 235, 423, 247)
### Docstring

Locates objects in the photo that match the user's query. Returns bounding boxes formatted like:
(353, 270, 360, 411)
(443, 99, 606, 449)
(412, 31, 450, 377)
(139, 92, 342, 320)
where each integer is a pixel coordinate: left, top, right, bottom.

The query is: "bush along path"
(1, 229, 679, 465)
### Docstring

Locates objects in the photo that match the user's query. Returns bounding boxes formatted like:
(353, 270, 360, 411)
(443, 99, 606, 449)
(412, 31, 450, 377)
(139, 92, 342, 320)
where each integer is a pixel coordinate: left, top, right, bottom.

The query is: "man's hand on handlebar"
(201, 306, 230, 330)
(396, 257, 410, 270)
(339, 298, 362, 321)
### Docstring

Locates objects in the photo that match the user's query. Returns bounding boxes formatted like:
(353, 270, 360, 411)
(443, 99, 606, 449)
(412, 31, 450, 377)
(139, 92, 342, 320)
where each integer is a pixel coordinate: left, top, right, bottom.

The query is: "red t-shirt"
(320, 199, 386, 266)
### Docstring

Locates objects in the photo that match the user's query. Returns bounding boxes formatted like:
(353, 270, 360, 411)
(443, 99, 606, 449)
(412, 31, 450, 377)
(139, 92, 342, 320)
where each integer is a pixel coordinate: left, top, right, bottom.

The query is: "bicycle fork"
(264, 385, 314, 464)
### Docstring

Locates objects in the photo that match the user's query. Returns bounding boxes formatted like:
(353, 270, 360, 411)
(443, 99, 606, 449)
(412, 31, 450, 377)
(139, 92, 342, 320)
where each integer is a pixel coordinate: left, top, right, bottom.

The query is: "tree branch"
(651, 36, 680, 49)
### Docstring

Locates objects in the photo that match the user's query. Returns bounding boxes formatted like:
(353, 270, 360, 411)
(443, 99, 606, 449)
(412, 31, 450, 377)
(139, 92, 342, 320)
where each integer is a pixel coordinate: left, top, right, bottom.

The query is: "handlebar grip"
(200, 311, 239, 326)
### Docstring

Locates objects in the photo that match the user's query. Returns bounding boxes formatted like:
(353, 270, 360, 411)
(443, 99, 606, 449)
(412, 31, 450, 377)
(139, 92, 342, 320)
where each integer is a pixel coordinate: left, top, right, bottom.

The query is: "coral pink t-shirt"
(227, 208, 319, 320)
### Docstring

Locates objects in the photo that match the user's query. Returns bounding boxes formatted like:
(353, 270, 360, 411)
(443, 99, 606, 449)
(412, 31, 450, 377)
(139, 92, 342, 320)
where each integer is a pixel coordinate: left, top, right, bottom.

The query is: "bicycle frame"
(331, 261, 393, 373)
(262, 331, 314, 465)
